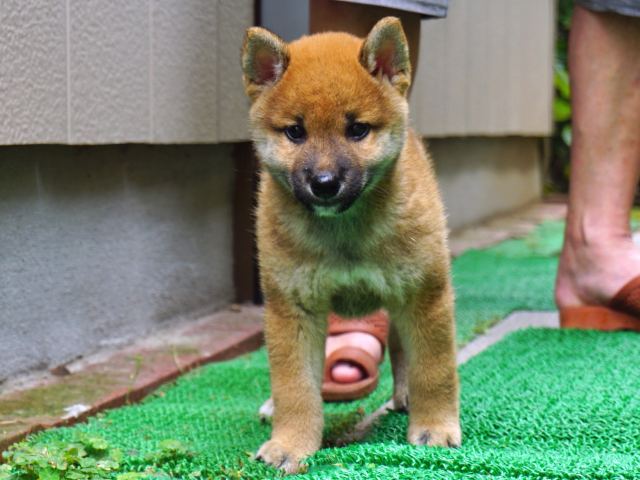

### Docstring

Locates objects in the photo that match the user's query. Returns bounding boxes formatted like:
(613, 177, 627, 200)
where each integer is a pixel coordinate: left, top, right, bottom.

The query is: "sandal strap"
(610, 275, 640, 317)
(327, 310, 389, 347)
(323, 346, 379, 383)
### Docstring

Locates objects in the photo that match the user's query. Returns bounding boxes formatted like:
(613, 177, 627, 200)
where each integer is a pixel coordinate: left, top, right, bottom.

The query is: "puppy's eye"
(284, 125, 307, 143)
(346, 122, 370, 141)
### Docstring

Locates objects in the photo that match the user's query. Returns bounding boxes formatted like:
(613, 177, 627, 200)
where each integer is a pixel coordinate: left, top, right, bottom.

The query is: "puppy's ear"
(242, 27, 289, 101)
(359, 17, 411, 96)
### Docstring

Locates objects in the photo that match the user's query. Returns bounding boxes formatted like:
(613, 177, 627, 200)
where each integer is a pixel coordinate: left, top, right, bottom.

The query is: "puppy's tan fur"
(242, 18, 460, 474)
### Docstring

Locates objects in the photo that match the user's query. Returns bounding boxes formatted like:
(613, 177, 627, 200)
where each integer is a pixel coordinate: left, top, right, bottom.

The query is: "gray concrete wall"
(0, 145, 234, 382)
(429, 137, 543, 231)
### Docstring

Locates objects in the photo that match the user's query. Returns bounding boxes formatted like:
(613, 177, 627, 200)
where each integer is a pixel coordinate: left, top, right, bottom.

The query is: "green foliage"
(0, 435, 195, 479)
(553, 63, 572, 130)
(1, 434, 123, 480)
(561, 124, 572, 148)
(553, 62, 572, 124)
(553, 97, 571, 123)
(142, 438, 192, 465)
(548, 0, 574, 193)
(553, 63, 571, 99)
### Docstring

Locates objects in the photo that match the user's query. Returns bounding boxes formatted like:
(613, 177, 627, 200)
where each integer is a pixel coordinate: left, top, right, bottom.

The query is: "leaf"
(561, 124, 572, 147)
(553, 98, 571, 122)
(79, 456, 98, 468)
(96, 458, 120, 470)
(0, 465, 13, 480)
(66, 471, 97, 480)
(37, 467, 62, 480)
(116, 473, 149, 480)
(63, 444, 87, 464)
(81, 435, 109, 452)
(554, 64, 571, 99)
(158, 439, 188, 455)
(111, 448, 124, 463)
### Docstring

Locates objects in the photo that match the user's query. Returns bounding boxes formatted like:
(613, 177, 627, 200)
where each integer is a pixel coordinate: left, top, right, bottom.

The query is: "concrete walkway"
(0, 306, 263, 451)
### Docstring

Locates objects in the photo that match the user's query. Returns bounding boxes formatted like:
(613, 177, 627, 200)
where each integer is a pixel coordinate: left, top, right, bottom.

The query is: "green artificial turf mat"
(6, 218, 638, 479)
(2, 349, 394, 479)
(6, 330, 640, 479)
(308, 329, 640, 479)
(453, 220, 562, 344)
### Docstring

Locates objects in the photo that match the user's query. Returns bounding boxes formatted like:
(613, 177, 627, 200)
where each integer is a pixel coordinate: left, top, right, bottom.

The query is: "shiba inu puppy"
(241, 17, 460, 474)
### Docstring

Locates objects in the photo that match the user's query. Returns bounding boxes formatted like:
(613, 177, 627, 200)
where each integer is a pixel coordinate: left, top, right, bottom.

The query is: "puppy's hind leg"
(255, 295, 327, 474)
(388, 322, 409, 412)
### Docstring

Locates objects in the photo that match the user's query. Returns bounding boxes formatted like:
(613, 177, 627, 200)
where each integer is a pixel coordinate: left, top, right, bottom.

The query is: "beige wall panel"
(216, 0, 253, 143)
(464, 0, 492, 132)
(482, 0, 509, 132)
(442, 1, 468, 133)
(410, 0, 555, 137)
(69, 0, 150, 143)
(509, 0, 555, 133)
(152, 0, 218, 143)
(0, 1, 67, 143)
(429, 137, 542, 230)
(0, 1, 551, 143)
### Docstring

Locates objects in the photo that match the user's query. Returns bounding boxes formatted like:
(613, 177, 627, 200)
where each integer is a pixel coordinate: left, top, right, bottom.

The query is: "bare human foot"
(555, 231, 640, 309)
(325, 331, 383, 383)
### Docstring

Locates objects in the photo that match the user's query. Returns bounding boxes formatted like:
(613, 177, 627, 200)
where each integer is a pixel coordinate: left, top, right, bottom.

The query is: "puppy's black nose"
(310, 171, 341, 200)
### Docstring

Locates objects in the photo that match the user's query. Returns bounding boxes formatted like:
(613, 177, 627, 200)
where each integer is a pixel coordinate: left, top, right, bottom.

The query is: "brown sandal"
(560, 276, 640, 331)
(322, 311, 389, 402)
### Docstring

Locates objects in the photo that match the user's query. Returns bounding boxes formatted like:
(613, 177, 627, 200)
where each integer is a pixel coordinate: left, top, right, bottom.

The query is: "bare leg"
(555, 6, 640, 309)
(309, 0, 421, 80)
(311, 0, 421, 385)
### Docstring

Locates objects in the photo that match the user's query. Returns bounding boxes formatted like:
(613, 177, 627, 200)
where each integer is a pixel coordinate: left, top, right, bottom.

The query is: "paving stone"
(0, 306, 263, 451)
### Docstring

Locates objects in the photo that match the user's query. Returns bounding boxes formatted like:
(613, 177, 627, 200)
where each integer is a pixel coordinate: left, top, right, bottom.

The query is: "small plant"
(0, 435, 196, 479)
(142, 439, 192, 465)
(0, 434, 124, 480)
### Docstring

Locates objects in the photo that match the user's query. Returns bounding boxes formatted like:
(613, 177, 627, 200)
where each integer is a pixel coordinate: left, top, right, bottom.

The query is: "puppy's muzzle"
(292, 165, 363, 213)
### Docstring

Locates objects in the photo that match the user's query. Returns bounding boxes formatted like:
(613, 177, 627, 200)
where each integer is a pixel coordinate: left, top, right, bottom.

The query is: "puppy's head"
(242, 17, 411, 216)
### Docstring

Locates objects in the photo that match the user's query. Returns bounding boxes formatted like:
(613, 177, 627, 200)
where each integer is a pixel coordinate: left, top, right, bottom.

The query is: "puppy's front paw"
(255, 439, 307, 474)
(408, 422, 461, 448)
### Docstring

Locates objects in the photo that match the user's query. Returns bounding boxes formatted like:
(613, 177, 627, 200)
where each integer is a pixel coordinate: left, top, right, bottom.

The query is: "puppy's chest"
(283, 248, 423, 317)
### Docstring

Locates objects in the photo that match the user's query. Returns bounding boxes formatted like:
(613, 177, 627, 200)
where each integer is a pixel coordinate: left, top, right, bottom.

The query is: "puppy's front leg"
(256, 296, 326, 474)
(394, 283, 461, 448)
